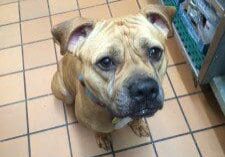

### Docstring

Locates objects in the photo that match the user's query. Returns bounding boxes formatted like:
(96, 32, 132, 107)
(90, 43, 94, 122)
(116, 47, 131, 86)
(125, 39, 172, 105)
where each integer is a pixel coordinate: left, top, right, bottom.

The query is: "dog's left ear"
(52, 17, 95, 55)
(141, 4, 176, 38)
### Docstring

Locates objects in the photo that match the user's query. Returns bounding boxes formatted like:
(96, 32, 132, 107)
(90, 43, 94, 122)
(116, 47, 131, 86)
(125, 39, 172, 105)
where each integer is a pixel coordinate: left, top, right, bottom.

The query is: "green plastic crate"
(162, 0, 205, 70)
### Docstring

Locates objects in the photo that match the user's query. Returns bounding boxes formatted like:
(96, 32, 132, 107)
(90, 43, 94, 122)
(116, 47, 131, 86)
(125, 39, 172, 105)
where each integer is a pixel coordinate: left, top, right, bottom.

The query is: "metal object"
(210, 75, 225, 115)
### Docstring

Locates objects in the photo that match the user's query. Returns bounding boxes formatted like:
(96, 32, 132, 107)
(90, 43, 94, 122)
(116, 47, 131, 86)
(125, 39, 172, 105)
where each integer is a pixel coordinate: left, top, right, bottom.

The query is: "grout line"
(164, 90, 202, 103)
(0, 0, 127, 51)
(91, 152, 114, 157)
(0, 70, 23, 78)
(0, 62, 55, 79)
(0, 93, 54, 109)
(75, 0, 81, 16)
(154, 132, 190, 143)
(27, 93, 53, 101)
(113, 141, 152, 153)
(30, 121, 78, 135)
(30, 123, 66, 135)
(17, 1, 31, 157)
(105, 0, 113, 17)
(62, 102, 74, 157)
(0, 21, 19, 27)
(46, 0, 59, 65)
(176, 90, 202, 99)
(0, 121, 77, 142)
(110, 138, 115, 157)
(192, 123, 225, 134)
(0, 38, 53, 52)
(0, 134, 28, 142)
(22, 37, 53, 46)
(0, 0, 18, 6)
(164, 96, 176, 102)
(46, 1, 73, 157)
(0, 100, 25, 108)
(0, 0, 125, 29)
(166, 72, 203, 157)
(136, 0, 141, 9)
(25, 62, 57, 72)
(1, 122, 224, 148)
(0, 44, 21, 51)
(144, 118, 159, 157)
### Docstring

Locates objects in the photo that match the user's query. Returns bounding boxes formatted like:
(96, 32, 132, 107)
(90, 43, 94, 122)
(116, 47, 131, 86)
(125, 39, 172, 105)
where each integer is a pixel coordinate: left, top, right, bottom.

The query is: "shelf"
(173, 24, 199, 78)
(210, 75, 225, 115)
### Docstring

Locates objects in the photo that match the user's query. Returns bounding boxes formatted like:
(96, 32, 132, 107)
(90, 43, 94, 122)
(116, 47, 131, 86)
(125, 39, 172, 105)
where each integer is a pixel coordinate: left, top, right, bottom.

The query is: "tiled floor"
(0, 0, 225, 157)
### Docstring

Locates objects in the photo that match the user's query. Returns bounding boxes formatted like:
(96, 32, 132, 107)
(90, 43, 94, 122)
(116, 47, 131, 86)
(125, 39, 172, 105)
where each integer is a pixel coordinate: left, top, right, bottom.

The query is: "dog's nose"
(128, 77, 159, 101)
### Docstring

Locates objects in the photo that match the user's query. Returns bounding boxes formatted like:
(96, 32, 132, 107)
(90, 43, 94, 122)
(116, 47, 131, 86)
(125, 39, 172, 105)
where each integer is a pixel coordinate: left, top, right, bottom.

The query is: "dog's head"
(52, 5, 176, 118)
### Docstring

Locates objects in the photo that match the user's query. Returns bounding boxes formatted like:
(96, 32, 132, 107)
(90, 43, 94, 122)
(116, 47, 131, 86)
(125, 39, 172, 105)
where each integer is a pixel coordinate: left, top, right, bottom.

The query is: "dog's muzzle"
(116, 74, 164, 118)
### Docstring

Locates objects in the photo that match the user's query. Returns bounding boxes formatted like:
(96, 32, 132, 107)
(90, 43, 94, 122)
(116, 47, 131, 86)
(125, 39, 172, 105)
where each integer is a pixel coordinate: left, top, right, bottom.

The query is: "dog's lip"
(131, 107, 158, 118)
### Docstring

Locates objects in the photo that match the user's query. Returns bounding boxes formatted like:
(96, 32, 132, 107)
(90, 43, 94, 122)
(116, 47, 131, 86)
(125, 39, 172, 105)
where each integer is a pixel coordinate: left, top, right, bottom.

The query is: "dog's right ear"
(51, 17, 95, 55)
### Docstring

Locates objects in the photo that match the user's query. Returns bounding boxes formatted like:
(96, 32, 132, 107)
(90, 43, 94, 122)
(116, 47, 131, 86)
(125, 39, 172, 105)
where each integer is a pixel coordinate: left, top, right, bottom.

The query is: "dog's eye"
(147, 47, 163, 62)
(97, 57, 115, 71)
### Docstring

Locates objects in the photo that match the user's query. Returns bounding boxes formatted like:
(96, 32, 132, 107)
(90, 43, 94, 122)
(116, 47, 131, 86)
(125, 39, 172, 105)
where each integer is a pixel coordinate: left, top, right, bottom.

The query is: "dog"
(51, 4, 176, 150)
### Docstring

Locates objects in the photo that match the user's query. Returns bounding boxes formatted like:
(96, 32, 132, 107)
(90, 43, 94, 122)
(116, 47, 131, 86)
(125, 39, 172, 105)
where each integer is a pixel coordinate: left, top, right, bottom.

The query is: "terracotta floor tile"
(0, 23, 21, 49)
(30, 127, 70, 157)
(0, 73, 24, 105)
(21, 17, 51, 44)
(0, 46, 22, 75)
(19, 0, 49, 21)
(0, 2, 19, 26)
(0, 1, 223, 156)
(110, 0, 139, 17)
(0, 102, 27, 140)
(49, 0, 77, 14)
(162, 75, 175, 99)
(167, 64, 201, 96)
(112, 126, 150, 151)
(116, 145, 156, 157)
(25, 65, 56, 99)
(147, 99, 188, 140)
(69, 123, 108, 156)
(138, 0, 159, 8)
(0, 0, 17, 5)
(51, 11, 80, 26)
(179, 93, 225, 131)
(166, 37, 186, 66)
(78, 0, 105, 8)
(23, 39, 56, 69)
(0, 136, 28, 157)
(155, 135, 199, 157)
(81, 4, 111, 20)
(28, 95, 65, 132)
(194, 126, 225, 157)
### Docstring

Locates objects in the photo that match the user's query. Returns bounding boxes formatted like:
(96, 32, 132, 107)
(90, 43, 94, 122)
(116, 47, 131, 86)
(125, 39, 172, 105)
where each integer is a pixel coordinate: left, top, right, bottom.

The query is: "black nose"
(128, 77, 159, 101)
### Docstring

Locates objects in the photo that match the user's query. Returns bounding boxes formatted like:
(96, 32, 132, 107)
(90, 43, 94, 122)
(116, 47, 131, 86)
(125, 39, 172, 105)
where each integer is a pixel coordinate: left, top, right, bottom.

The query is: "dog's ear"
(51, 17, 95, 55)
(141, 4, 176, 38)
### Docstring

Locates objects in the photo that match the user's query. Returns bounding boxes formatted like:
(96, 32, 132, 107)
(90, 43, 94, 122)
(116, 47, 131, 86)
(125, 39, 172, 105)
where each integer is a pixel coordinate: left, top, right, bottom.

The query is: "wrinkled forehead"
(79, 14, 165, 61)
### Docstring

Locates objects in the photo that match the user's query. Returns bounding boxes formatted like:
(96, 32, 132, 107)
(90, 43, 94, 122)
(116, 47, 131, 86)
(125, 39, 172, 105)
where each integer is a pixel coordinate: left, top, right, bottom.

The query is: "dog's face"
(52, 5, 176, 118)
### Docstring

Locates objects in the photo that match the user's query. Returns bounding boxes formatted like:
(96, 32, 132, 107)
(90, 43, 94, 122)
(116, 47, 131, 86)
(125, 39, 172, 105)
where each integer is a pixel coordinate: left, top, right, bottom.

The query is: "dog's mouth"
(131, 105, 162, 118)
(110, 101, 163, 119)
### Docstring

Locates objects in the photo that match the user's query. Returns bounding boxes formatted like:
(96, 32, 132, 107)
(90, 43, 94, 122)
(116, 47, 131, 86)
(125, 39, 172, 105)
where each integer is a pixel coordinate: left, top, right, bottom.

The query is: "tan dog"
(51, 4, 175, 150)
